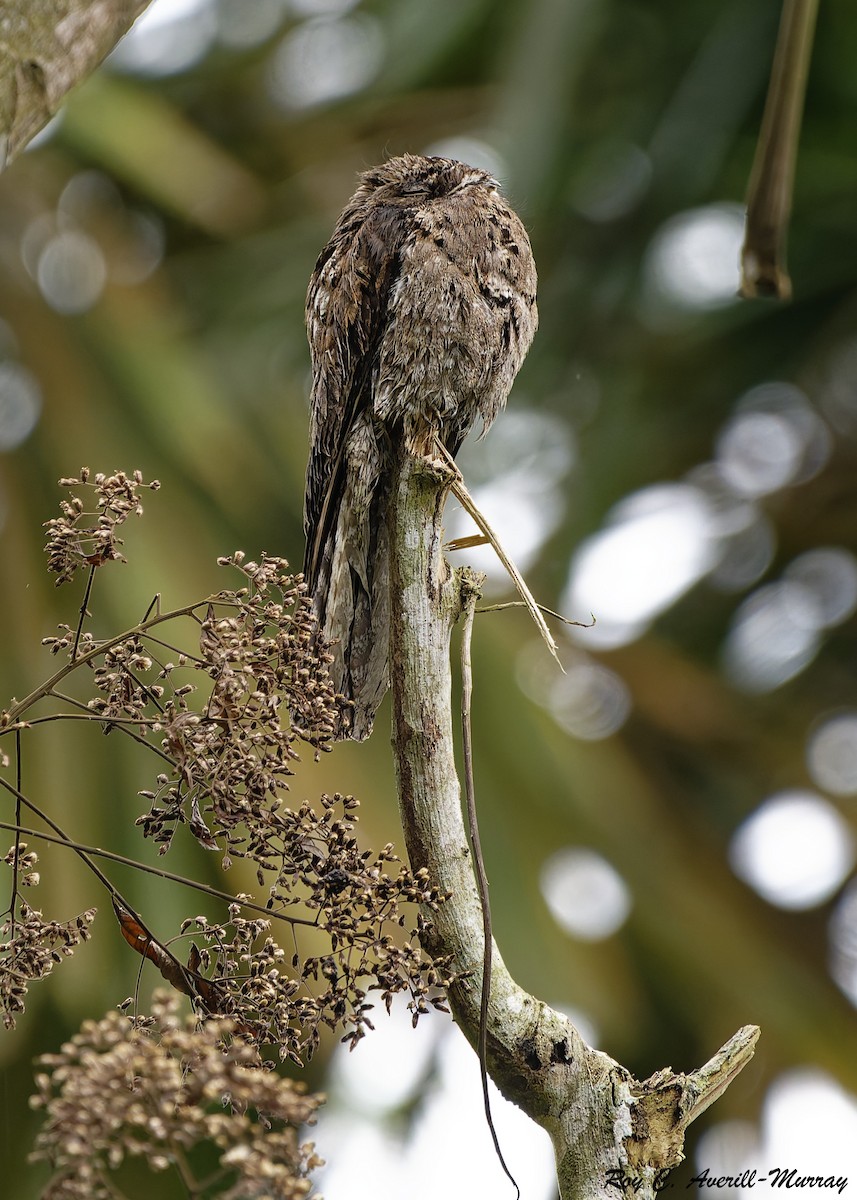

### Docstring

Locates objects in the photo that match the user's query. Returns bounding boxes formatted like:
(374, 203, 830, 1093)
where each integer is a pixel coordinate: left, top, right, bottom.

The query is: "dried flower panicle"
(178, 792, 456, 1061)
(4, 471, 458, 1184)
(129, 552, 338, 855)
(43, 469, 160, 586)
(4, 839, 40, 887)
(1, 854, 96, 1028)
(30, 991, 323, 1200)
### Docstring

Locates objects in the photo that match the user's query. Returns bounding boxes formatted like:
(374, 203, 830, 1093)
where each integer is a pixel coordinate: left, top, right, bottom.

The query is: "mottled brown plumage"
(303, 153, 538, 739)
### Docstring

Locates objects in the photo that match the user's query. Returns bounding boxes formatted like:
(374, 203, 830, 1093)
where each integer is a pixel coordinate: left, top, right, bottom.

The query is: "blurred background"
(2, 0, 857, 1195)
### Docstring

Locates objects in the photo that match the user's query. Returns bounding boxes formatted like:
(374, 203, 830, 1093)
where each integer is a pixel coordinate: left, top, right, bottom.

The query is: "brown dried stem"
(740, 0, 820, 299)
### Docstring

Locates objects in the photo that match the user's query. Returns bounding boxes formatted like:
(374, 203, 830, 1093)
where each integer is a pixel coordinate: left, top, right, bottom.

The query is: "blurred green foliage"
(2, 0, 857, 1195)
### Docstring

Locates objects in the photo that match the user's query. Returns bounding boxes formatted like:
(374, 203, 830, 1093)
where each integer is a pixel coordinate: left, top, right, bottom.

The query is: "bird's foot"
(416, 451, 456, 484)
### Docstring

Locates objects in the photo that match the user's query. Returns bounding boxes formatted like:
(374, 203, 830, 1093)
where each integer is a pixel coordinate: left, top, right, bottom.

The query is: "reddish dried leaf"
(112, 899, 224, 1011)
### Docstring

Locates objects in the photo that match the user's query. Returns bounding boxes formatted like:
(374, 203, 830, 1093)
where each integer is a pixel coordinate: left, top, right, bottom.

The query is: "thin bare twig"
(0, 773, 207, 1003)
(7, 728, 23, 937)
(24, 695, 176, 766)
(0, 801, 317, 931)
(2, 596, 242, 725)
(477, 600, 595, 628)
(460, 580, 519, 1198)
(71, 565, 96, 660)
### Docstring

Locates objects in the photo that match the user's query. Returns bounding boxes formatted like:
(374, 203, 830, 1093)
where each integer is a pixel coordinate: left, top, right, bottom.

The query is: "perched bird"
(303, 153, 538, 739)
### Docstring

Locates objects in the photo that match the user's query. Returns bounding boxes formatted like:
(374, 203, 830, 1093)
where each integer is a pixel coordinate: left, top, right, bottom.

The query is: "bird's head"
(359, 154, 498, 204)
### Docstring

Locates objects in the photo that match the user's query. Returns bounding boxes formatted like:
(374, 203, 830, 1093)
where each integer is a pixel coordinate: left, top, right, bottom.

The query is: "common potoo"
(303, 153, 538, 740)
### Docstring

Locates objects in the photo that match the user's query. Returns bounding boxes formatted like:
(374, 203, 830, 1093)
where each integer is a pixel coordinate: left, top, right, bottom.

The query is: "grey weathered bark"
(388, 449, 760, 1200)
(0, 0, 151, 168)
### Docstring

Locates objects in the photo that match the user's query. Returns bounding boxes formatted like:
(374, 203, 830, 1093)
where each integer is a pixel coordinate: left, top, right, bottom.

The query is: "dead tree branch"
(387, 448, 760, 1199)
(0, 0, 151, 168)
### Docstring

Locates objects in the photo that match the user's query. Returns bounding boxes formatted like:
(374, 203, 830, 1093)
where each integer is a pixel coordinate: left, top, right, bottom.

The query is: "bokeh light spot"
(450, 409, 573, 585)
(54, 171, 166, 288)
(563, 483, 717, 649)
(716, 411, 804, 496)
(541, 848, 631, 940)
(422, 136, 507, 183)
(716, 382, 831, 497)
(516, 644, 632, 738)
(109, 211, 166, 286)
(328, 994, 438, 1116)
(20, 213, 56, 280)
(762, 1070, 857, 1178)
(643, 203, 743, 311)
(686, 463, 776, 592)
(729, 790, 855, 910)
(516, 643, 630, 739)
(695, 1119, 760, 1188)
(548, 660, 631, 741)
(696, 1071, 857, 1190)
(315, 997, 556, 1200)
(722, 583, 820, 693)
(453, 484, 562, 583)
(268, 15, 384, 109)
(458, 408, 573, 489)
(217, 0, 286, 48)
(830, 879, 857, 1006)
(58, 169, 123, 220)
(722, 547, 856, 694)
(0, 362, 42, 450)
(808, 713, 857, 797)
(36, 231, 107, 315)
(783, 548, 857, 630)
(286, 0, 360, 14)
(110, 0, 218, 75)
(709, 516, 776, 593)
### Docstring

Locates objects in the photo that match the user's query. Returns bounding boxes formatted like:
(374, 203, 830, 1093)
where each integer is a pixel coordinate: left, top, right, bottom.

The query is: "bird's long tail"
(311, 448, 391, 741)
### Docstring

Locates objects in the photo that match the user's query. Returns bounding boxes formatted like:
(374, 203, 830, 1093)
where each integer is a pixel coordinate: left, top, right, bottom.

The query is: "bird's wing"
(303, 202, 409, 587)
